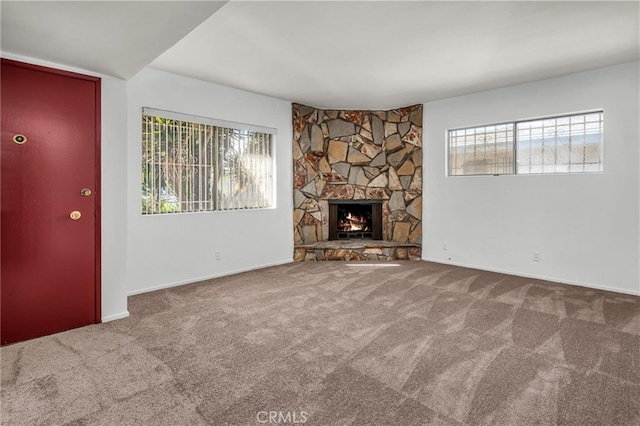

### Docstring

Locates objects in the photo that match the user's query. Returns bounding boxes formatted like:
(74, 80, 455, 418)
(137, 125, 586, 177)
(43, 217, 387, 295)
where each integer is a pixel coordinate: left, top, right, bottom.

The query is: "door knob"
(69, 211, 82, 220)
(80, 188, 92, 197)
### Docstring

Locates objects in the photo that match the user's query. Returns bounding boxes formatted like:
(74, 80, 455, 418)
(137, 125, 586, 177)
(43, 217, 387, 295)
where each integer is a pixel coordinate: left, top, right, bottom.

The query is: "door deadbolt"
(80, 188, 92, 197)
(69, 211, 82, 220)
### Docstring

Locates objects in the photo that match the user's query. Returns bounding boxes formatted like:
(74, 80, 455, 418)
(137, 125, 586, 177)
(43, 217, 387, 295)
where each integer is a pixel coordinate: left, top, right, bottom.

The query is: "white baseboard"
(421, 257, 640, 297)
(101, 311, 130, 323)
(127, 259, 294, 296)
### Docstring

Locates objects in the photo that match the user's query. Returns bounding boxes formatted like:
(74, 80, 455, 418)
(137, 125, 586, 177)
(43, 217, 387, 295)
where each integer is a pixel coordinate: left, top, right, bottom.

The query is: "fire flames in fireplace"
(329, 201, 382, 240)
(339, 212, 370, 232)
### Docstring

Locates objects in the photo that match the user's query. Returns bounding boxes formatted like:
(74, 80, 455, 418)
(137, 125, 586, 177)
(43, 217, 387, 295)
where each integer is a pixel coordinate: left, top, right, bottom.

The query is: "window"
(142, 108, 274, 214)
(448, 123, 514, 176)
(448, 111, 603, 176)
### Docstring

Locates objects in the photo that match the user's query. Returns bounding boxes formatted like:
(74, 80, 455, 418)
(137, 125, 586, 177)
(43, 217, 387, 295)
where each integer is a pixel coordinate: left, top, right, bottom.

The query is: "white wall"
(100, 75, 129, 320)
(1, 53, 130, 321)
(423, 61, 640, 295)
(126, 68, 293, 295)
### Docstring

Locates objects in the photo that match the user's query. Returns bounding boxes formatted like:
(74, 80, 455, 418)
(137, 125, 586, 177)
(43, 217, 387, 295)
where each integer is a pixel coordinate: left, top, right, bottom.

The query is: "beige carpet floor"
(2, 261, 639, 425)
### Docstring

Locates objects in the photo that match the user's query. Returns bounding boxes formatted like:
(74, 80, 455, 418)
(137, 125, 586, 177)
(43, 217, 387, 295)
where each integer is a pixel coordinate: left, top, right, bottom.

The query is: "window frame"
(447, 120, 516, 177)
(141, 107, 277, 215)
(446, 109, 604, 177)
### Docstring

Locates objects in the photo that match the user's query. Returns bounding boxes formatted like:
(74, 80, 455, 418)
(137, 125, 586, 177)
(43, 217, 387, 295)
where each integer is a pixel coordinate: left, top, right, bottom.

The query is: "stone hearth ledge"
(294, 241, 421, 261)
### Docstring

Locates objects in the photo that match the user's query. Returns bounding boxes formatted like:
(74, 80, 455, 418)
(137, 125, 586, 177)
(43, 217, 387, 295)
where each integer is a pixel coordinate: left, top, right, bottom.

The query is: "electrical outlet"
(533, 251, 540, 262)
(215, 251, 222, 260)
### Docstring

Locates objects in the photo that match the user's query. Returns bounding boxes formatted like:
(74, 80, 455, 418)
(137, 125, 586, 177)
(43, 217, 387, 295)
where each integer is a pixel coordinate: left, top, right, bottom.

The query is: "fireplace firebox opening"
(328, 200, 382, 240)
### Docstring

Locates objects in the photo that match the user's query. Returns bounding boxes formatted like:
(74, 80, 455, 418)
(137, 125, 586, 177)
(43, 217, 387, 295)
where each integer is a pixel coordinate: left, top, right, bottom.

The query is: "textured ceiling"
(2, 1, 639, 109)
(0, 1, 227, 79)
(150, 1, 640, 109)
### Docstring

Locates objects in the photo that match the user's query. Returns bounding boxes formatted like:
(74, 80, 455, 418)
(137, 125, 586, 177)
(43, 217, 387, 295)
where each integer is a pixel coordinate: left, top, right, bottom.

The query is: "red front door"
(1, 59, 101, 345)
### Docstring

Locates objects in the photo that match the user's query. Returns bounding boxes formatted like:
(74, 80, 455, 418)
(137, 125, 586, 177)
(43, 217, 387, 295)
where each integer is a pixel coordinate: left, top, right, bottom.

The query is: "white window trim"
(142, 107, 277, 135)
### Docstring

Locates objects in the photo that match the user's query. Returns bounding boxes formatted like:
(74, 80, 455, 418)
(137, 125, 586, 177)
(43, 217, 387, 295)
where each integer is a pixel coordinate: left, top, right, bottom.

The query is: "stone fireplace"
(292, 103, 423, 261)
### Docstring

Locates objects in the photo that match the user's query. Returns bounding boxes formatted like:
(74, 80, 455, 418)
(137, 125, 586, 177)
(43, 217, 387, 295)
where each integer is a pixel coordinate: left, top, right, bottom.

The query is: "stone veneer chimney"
(292, 103, 423, 254)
